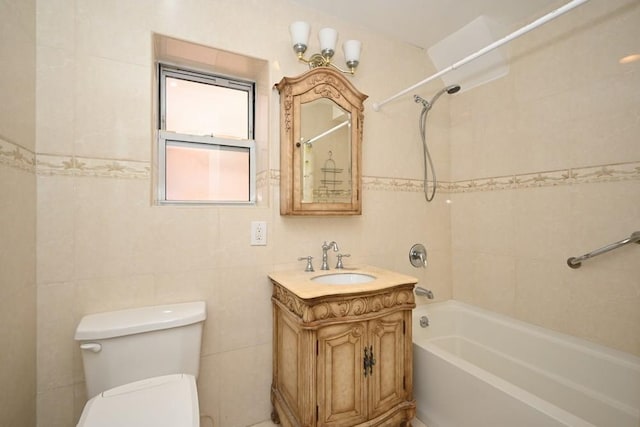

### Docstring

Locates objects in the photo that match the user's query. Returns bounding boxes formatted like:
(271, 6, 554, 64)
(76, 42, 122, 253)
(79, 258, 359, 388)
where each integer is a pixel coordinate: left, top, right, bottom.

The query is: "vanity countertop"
(268, 265, 418, 300)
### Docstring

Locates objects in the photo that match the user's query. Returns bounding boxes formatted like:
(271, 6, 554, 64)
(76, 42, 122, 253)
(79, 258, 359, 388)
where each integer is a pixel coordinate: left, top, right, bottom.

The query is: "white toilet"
(74, 301, 206, 427)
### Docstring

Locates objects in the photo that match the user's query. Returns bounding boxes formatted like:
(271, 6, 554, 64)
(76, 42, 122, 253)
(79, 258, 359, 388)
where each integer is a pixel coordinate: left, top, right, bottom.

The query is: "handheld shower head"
(429, 84, 461, 107)
(414, 84, 461, 110)
(446, 84, 461, 94)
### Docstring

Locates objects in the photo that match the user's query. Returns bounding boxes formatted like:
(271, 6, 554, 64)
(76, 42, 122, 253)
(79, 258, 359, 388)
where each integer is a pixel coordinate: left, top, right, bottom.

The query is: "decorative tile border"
(256, 169, 270, 190)
(37, 154, 150, 179)
(2, 136, 638, 191)
(363, 176, 424, 192)
(1, 138, 150, 179)
(448, 162, 640, 193)
(0, 137, 36, 173)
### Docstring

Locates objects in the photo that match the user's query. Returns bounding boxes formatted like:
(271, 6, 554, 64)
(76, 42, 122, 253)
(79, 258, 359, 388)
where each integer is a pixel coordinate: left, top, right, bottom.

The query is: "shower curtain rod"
(372, 0, 591, 112)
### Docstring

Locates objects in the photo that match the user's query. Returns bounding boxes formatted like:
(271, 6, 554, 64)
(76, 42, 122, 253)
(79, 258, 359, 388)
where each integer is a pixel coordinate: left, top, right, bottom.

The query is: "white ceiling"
(291, 0, 563, 50)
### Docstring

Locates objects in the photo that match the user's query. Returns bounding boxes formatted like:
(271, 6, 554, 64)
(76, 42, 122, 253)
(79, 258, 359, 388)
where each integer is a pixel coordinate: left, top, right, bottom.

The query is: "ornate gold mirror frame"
(276, 67, 368, 215)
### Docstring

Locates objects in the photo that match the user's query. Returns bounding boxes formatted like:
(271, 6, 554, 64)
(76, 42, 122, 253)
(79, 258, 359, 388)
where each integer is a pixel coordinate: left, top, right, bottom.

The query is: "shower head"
(414, 84, 461, 110)
(446, 84, 461, 94)
(429, 84, 461, 106)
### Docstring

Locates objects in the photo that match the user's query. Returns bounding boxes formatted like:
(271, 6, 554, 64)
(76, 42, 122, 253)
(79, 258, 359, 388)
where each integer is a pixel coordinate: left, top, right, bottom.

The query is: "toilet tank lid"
(75, 301, 206, 340)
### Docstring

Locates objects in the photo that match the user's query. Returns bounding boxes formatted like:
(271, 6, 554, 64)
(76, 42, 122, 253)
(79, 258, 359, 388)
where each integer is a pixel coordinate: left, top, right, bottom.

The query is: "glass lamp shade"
(343, 40, 361, 64)
(318, 27, 338, 56)
(290, 21, 310, 52)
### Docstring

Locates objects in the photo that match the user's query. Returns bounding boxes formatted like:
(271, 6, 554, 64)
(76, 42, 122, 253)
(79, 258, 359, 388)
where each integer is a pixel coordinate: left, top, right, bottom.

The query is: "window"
(158, 64, 256, 204)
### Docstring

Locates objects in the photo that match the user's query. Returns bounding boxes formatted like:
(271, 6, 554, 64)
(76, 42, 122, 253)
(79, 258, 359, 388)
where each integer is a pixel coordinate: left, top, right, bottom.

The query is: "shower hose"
(419, 105, 437, 202)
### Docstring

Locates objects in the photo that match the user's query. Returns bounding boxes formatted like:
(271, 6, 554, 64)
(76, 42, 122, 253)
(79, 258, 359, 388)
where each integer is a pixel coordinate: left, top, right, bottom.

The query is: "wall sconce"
(289, 21, 361, 75)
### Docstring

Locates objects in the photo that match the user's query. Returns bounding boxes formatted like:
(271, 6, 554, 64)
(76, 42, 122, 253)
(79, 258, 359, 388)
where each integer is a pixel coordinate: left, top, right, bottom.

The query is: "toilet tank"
(75, 301, 206, 398)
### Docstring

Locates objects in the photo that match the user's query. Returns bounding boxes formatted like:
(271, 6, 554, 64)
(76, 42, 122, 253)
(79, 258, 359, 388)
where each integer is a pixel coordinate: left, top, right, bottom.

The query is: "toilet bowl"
(75, 302, 206, 427)
(77, 374, 199, 427)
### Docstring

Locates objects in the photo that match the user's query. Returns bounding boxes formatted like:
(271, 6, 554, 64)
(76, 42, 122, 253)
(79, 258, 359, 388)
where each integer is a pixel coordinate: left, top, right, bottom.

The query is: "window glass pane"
(166, 142, 250, 202)
(165, 77, 249, 139)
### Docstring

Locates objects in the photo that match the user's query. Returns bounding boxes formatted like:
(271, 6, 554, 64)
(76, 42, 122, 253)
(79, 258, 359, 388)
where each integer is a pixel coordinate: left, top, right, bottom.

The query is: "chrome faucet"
(321, 241, 339, 270)
(415, 286, 434, 299)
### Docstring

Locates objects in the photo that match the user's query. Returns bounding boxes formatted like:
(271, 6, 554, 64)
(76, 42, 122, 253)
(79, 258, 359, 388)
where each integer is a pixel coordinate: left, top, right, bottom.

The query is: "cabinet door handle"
(363, 345, 376, 377)
(363, 347, 370, 377)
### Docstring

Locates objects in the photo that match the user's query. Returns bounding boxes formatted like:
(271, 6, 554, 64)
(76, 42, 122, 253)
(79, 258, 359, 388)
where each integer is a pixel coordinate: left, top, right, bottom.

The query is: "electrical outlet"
(251, 221, 267, 246)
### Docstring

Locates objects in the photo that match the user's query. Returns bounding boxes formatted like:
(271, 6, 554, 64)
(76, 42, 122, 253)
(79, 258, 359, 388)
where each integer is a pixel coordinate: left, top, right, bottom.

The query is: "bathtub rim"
(413, 299, 640, 367)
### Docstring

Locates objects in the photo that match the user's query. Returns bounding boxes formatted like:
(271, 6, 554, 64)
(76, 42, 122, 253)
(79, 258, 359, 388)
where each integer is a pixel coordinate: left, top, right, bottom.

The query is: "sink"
(311, 272, 376, 285)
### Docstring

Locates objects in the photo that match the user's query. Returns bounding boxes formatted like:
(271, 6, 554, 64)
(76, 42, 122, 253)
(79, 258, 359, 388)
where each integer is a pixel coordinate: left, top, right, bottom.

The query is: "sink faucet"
(321, 241, 339, 270)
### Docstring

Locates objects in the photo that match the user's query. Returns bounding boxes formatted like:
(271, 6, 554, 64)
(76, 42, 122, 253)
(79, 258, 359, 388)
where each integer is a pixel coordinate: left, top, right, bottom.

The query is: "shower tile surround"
(0, 0, 37, 426)
(0, 0, 635, 426)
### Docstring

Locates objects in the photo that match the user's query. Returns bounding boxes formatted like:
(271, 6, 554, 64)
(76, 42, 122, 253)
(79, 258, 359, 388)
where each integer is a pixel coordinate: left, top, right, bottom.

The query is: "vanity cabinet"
(270, 273, 416, 427)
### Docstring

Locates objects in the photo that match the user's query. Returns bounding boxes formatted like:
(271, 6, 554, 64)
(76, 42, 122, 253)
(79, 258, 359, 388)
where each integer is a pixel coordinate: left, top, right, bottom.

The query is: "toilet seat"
(76, 374, 199, 427)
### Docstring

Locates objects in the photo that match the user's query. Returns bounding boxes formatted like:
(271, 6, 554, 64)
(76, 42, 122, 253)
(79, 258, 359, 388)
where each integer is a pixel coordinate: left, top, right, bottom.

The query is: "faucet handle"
(298, 256, 314, 272)
(335, 253, 350, 269)
(409, 243, 427, 268)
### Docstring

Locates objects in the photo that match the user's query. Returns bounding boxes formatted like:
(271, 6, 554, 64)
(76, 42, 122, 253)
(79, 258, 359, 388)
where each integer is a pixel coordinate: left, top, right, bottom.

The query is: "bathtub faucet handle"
(410, 243, 427, 268)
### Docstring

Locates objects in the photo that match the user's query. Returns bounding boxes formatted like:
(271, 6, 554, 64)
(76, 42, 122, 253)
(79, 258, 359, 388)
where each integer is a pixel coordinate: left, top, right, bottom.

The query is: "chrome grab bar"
(567, 231, 640, 269)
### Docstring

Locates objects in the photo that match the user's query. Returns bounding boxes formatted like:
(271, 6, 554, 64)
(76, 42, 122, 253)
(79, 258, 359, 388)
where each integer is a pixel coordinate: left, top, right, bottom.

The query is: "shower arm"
(567, 231, 640, 269)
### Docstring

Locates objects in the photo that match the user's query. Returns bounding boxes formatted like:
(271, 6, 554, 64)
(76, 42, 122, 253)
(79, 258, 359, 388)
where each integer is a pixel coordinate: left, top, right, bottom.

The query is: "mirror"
(300, 98, 351, 204)
(276, 67, 367, 215)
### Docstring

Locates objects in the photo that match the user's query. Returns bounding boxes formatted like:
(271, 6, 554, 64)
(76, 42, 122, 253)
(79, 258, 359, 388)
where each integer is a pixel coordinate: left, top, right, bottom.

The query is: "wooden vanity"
(269, 266, 417, 427)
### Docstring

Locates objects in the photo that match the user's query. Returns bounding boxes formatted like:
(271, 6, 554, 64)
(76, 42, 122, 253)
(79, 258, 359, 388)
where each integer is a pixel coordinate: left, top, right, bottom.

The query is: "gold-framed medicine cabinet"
(276, 67, 368, 215)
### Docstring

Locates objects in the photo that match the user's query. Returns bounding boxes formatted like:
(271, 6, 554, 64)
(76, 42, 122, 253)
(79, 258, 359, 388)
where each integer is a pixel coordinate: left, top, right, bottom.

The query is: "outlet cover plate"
(251, 221, 267, 246)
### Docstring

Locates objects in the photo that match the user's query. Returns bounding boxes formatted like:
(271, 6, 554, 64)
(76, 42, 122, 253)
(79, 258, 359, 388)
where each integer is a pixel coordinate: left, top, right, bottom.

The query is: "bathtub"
(412, 300, 640, 427)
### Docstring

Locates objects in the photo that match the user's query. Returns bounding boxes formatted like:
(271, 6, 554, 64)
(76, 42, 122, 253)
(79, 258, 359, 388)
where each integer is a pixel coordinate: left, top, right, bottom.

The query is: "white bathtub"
(412, 300, 640, 427)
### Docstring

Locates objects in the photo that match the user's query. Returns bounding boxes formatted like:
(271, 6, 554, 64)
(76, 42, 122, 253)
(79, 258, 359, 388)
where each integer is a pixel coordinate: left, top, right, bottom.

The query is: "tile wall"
(449, 0, 640, 355)
(33, 1, 447, 426)
(0, 0, 37, 426)
(1, 0, 637, 426)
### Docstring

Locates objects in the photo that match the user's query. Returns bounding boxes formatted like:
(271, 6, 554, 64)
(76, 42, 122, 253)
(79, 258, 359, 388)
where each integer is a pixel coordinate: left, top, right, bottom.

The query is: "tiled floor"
(250, 418, 428, 427)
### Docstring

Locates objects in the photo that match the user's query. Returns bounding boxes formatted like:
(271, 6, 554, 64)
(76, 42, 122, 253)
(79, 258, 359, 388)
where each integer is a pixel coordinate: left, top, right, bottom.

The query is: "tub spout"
(415, 286, 434, 299)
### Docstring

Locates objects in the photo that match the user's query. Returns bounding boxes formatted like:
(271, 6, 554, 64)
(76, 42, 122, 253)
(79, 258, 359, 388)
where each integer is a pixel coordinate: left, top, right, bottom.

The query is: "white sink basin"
(311, 272, 376, 285)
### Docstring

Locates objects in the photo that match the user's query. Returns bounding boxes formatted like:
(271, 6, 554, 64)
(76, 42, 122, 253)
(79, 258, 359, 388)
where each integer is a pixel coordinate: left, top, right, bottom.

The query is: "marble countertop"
(268, 265, 418, 300)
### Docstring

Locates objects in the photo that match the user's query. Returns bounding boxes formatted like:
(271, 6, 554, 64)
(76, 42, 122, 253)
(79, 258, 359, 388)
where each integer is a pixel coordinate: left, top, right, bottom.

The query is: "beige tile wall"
(18, 0, 640, 426)
(450, 0, 640, 355)
(34, 1, 444, 426)
(0, 0, 37, 426)
(0, 166, 37, 427)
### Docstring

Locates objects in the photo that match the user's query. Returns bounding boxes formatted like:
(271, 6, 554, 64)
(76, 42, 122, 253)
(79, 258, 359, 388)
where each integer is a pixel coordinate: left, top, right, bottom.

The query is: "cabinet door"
(368, 311, 407, 419)
(317, 322, 368, 427)
(276, 67, 367, 216)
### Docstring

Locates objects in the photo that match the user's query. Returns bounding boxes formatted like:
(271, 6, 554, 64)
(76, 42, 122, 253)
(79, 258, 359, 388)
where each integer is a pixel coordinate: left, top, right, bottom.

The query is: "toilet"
(74, 301, 206, 427)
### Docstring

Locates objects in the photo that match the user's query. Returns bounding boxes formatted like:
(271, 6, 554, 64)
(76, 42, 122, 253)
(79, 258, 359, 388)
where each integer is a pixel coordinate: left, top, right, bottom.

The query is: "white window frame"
(158, 131, 256, 204)
(157, 64, 256, 205)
